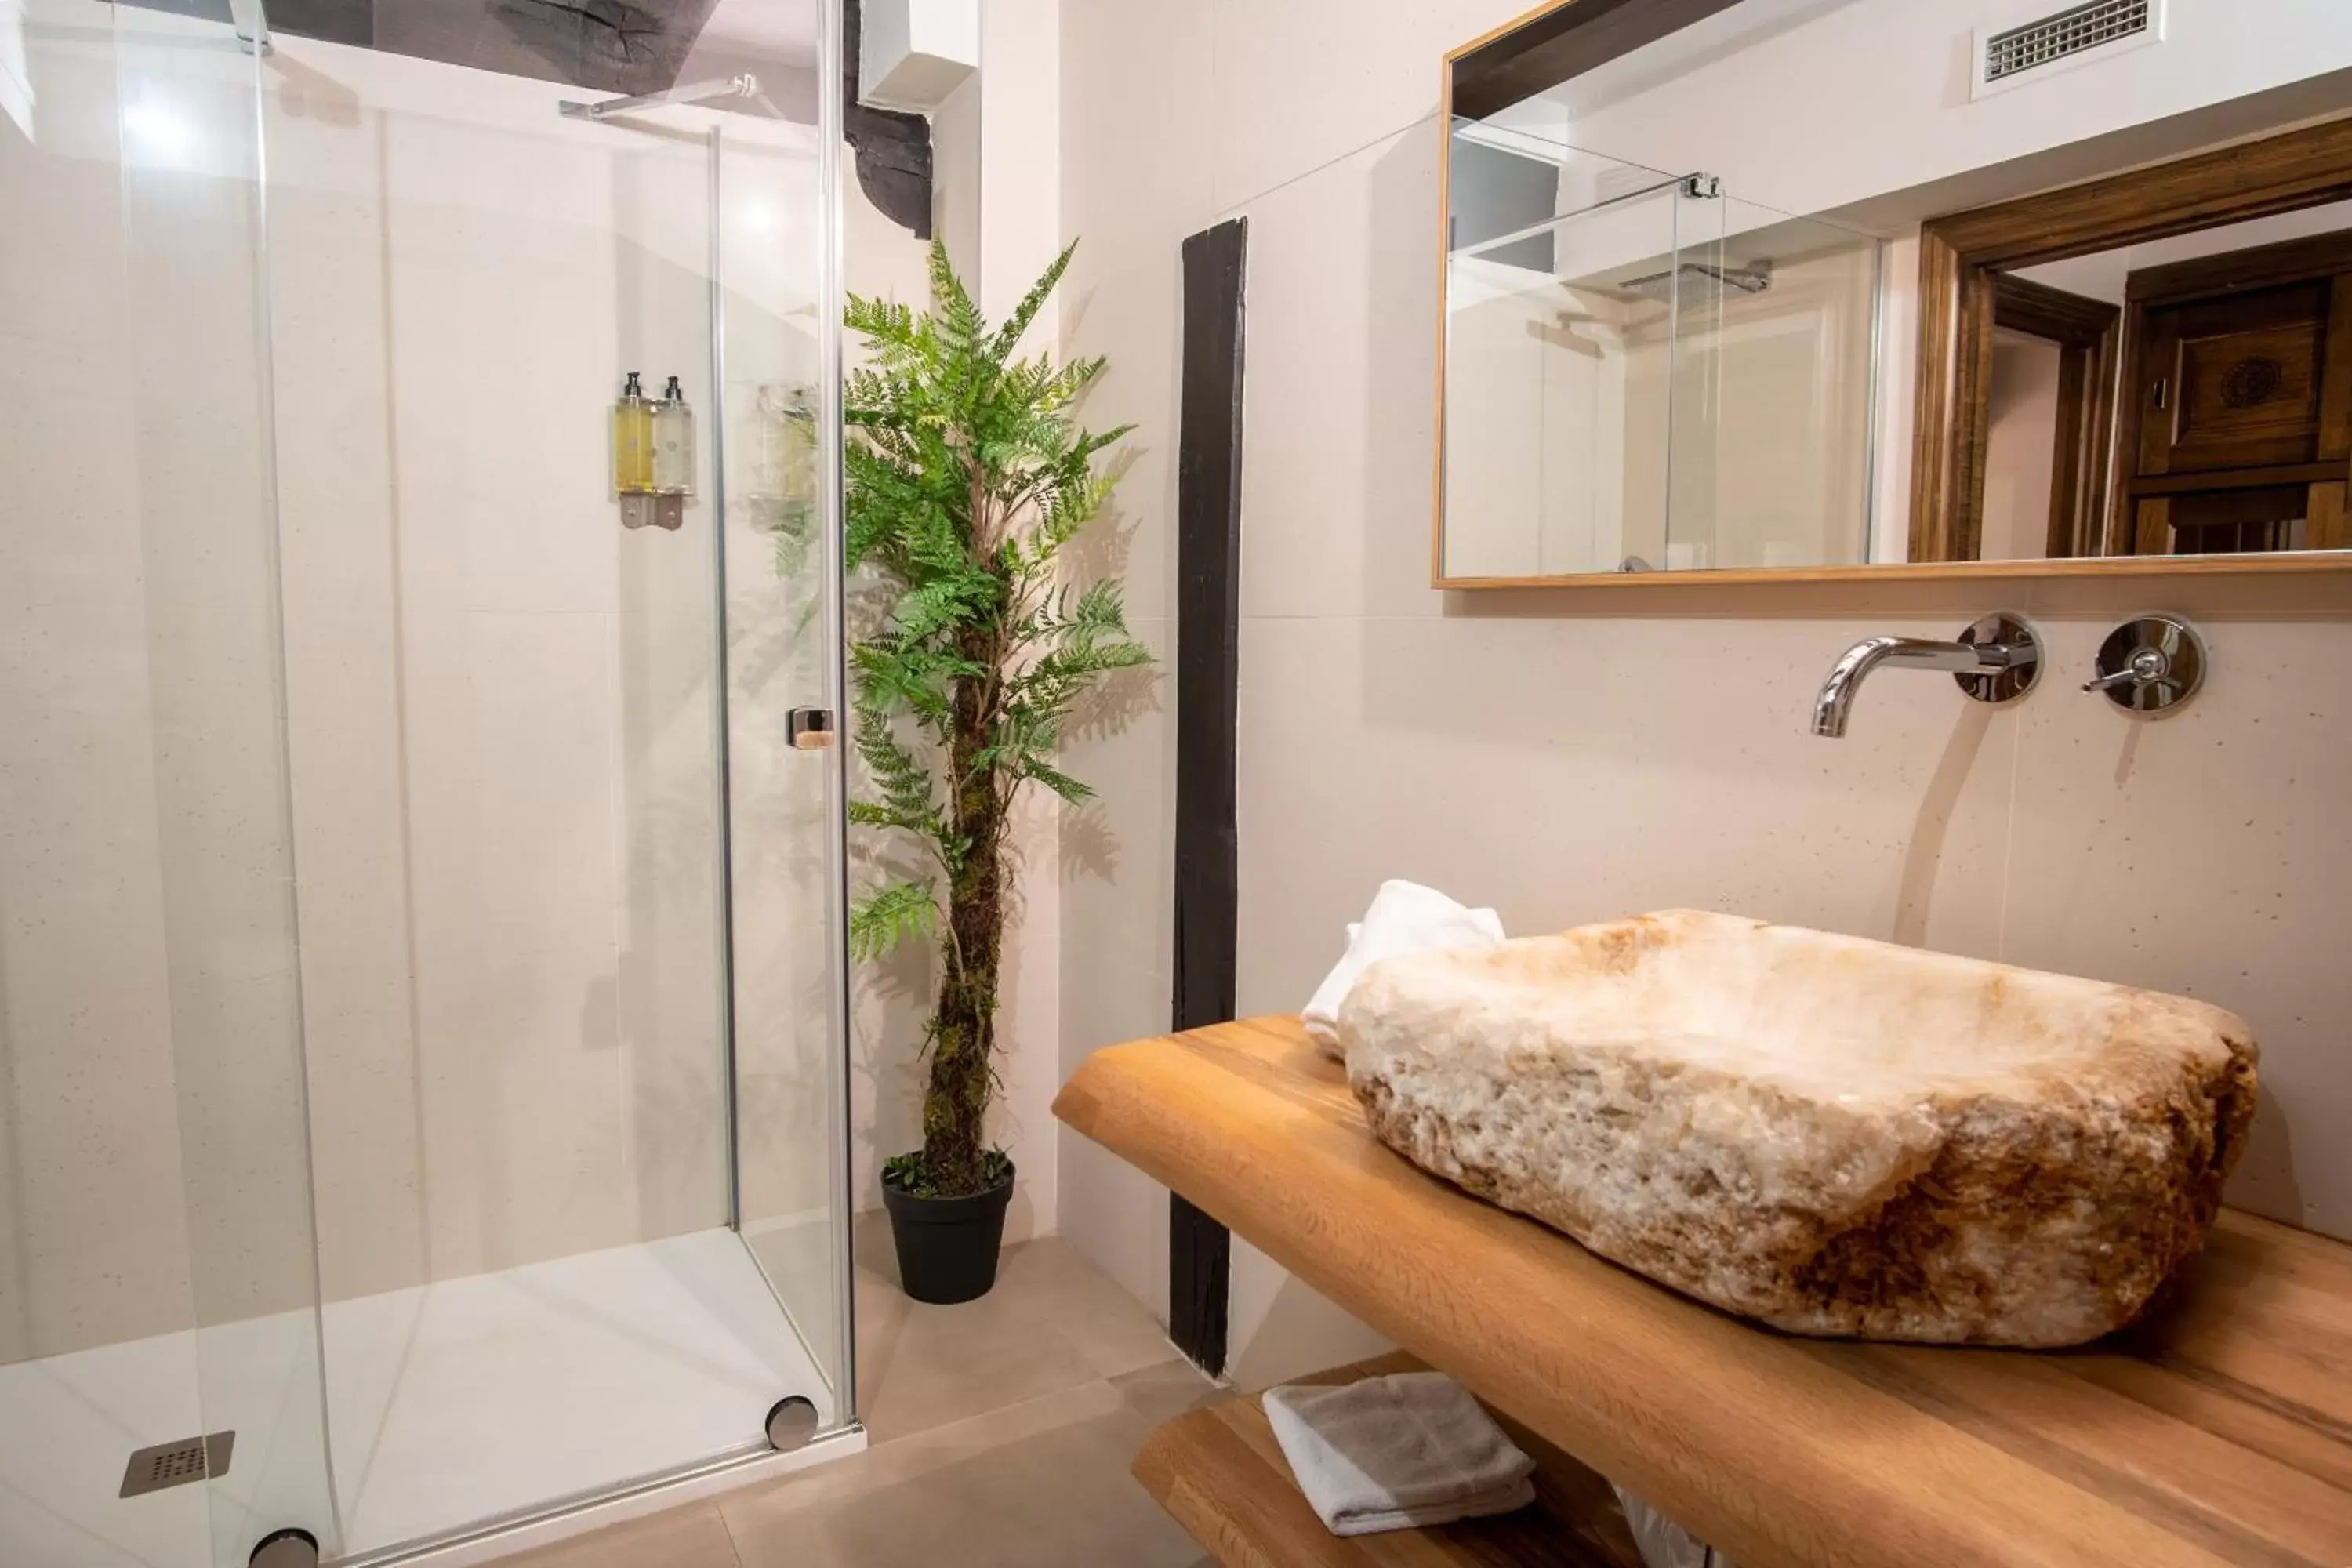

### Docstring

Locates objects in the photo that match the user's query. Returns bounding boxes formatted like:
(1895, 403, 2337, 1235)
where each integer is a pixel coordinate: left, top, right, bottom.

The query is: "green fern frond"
(848, 880, 938, 962)
(989, 241, 1077, 358)
(1022, 757, 1095, 804)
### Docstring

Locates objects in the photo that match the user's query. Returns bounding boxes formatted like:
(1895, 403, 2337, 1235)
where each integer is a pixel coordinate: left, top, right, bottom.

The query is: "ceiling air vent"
(1973, 0, 2161, 100)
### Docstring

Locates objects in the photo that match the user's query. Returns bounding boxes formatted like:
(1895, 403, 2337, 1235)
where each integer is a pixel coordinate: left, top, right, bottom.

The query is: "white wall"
(847, 0, 1066, 1247)
(1056, 0, 2352, 1391)
(975, 0, 1065, 1240)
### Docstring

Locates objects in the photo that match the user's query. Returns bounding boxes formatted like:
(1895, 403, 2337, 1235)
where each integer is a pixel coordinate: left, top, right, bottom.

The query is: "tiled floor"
(503, 1231, 1218, 1568)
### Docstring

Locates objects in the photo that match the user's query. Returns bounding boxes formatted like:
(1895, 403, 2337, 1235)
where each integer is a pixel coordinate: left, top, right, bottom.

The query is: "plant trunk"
(922, 643, 1005, 1198)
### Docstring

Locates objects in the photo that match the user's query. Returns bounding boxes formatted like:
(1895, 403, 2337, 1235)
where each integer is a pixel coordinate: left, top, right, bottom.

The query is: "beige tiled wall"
(1055, 0, 2352, 1384)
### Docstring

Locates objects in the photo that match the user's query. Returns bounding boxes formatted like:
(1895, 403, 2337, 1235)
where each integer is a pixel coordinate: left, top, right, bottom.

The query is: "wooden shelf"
(1134, 1350, 1646, 1568)
(1054, 1017, 2352, 1568)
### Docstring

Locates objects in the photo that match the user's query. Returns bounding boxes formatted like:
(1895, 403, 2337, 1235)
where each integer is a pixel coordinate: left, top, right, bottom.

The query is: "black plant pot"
(881, 1160, 1015, 1305)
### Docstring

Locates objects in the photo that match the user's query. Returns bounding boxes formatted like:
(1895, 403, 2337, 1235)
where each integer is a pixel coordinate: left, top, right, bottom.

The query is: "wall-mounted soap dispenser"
(613, 371, 656, 530)
(649, 375, 695, 531)
(745, 383, 817, 506)
(654, 376, 695, 495)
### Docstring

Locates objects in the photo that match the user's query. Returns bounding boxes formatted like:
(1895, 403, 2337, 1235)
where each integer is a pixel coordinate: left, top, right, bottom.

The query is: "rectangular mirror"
(1436, 0, 2352, 585)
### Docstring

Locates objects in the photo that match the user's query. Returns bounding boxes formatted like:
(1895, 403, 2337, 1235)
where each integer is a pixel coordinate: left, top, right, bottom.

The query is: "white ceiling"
(697, 0, 822, 66)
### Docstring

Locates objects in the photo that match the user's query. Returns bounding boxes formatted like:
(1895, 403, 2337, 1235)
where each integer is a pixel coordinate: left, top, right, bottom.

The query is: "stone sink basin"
(1338, 909, 2258, 1348)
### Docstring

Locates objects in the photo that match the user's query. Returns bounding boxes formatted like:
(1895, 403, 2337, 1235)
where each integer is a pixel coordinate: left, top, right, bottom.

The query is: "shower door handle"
(788, 708, 836, 750)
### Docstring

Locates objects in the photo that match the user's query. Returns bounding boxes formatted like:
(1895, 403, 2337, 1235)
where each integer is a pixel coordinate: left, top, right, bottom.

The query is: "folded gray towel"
(1261, 1371, 1537, 1537)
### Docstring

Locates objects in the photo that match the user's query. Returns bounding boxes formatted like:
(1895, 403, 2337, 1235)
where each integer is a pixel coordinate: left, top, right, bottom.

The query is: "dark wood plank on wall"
(1169, 217, 1248, 1378)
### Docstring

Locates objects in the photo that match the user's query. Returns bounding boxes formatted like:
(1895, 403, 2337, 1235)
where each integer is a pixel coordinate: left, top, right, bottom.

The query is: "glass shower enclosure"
(0, 1, 855, 1562)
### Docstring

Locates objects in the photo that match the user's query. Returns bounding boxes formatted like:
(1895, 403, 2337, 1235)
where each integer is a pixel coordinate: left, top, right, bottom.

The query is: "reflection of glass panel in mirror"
(1439, 129, 1879, 580)
(1667, 201, 1878, 572)
(1441, 132, 1683, 580)
(1974, 200, 2352, 562)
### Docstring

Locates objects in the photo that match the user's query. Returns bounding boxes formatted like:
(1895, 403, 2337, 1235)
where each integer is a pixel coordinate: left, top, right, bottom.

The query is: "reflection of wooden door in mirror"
(2115, 233, 2352, 556)
(1990, 274, 2118, 559)
(1912, 116, 2352, 572)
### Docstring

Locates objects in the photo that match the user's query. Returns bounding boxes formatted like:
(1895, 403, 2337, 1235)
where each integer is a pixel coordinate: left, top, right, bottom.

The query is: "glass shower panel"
(2, 2, 334, 1563)
(1664, 191, 1881, 570)
(253, 20, 847, 1553)
(0, 9, 216, 1564)
(118, 1, 343, 1551)
(717, 111, 853, 1422)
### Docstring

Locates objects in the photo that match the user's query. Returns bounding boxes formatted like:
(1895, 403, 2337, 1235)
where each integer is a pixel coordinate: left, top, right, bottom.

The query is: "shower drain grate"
(119, 1432, 234, 1498)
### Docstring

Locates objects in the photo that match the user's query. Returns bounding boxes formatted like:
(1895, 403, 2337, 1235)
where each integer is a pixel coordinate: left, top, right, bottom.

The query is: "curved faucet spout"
(1811, 632, 2035, 739)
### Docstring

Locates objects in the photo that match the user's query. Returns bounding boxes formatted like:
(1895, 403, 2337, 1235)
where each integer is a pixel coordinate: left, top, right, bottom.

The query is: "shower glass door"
(248, 5, 852, 1555)
(714, 109, 855, 1443)
(2, 2, 336, 1564)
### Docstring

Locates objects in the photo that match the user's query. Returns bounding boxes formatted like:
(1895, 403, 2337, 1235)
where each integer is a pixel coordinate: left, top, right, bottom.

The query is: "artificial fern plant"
(844, 240, 1150, 1201)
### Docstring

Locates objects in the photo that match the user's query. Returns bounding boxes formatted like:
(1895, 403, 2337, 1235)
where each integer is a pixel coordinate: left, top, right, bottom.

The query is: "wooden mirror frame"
(1432, 0, 2352, 588)
(1911, 114, 2352, 579)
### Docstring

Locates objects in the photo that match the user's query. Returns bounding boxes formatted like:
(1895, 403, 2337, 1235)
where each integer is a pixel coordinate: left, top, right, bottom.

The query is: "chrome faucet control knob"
(2084, 616, 2206, 716)
(2082, 648, 2169, 693)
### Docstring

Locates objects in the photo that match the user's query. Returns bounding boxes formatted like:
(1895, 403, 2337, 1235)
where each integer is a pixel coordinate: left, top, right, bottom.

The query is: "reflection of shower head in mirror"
(1615, 260, 1772, 303)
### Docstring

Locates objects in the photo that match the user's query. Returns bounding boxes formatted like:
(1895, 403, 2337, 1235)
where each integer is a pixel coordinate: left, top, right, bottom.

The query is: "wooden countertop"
(1052, 1015, 2352, 1568)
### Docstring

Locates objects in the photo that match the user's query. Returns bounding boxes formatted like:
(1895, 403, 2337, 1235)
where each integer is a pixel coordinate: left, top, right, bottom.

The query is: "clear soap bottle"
(612, 371, 655, 495)
(653, 375, 695, 496)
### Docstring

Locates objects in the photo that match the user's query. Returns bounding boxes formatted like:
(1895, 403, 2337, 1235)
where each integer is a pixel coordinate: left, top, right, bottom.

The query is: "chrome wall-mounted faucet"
(1810, 614, 2042, 738)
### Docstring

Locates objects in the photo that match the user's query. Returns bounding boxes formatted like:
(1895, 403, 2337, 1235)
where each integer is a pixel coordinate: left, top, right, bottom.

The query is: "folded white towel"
(1302, 880, 1505, 1060)
(1262, 1371, 1536, 1537)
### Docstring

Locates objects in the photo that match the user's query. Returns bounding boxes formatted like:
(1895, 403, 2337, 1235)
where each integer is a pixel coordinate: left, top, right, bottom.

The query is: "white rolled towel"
(1302, 880, 1505, 1060)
